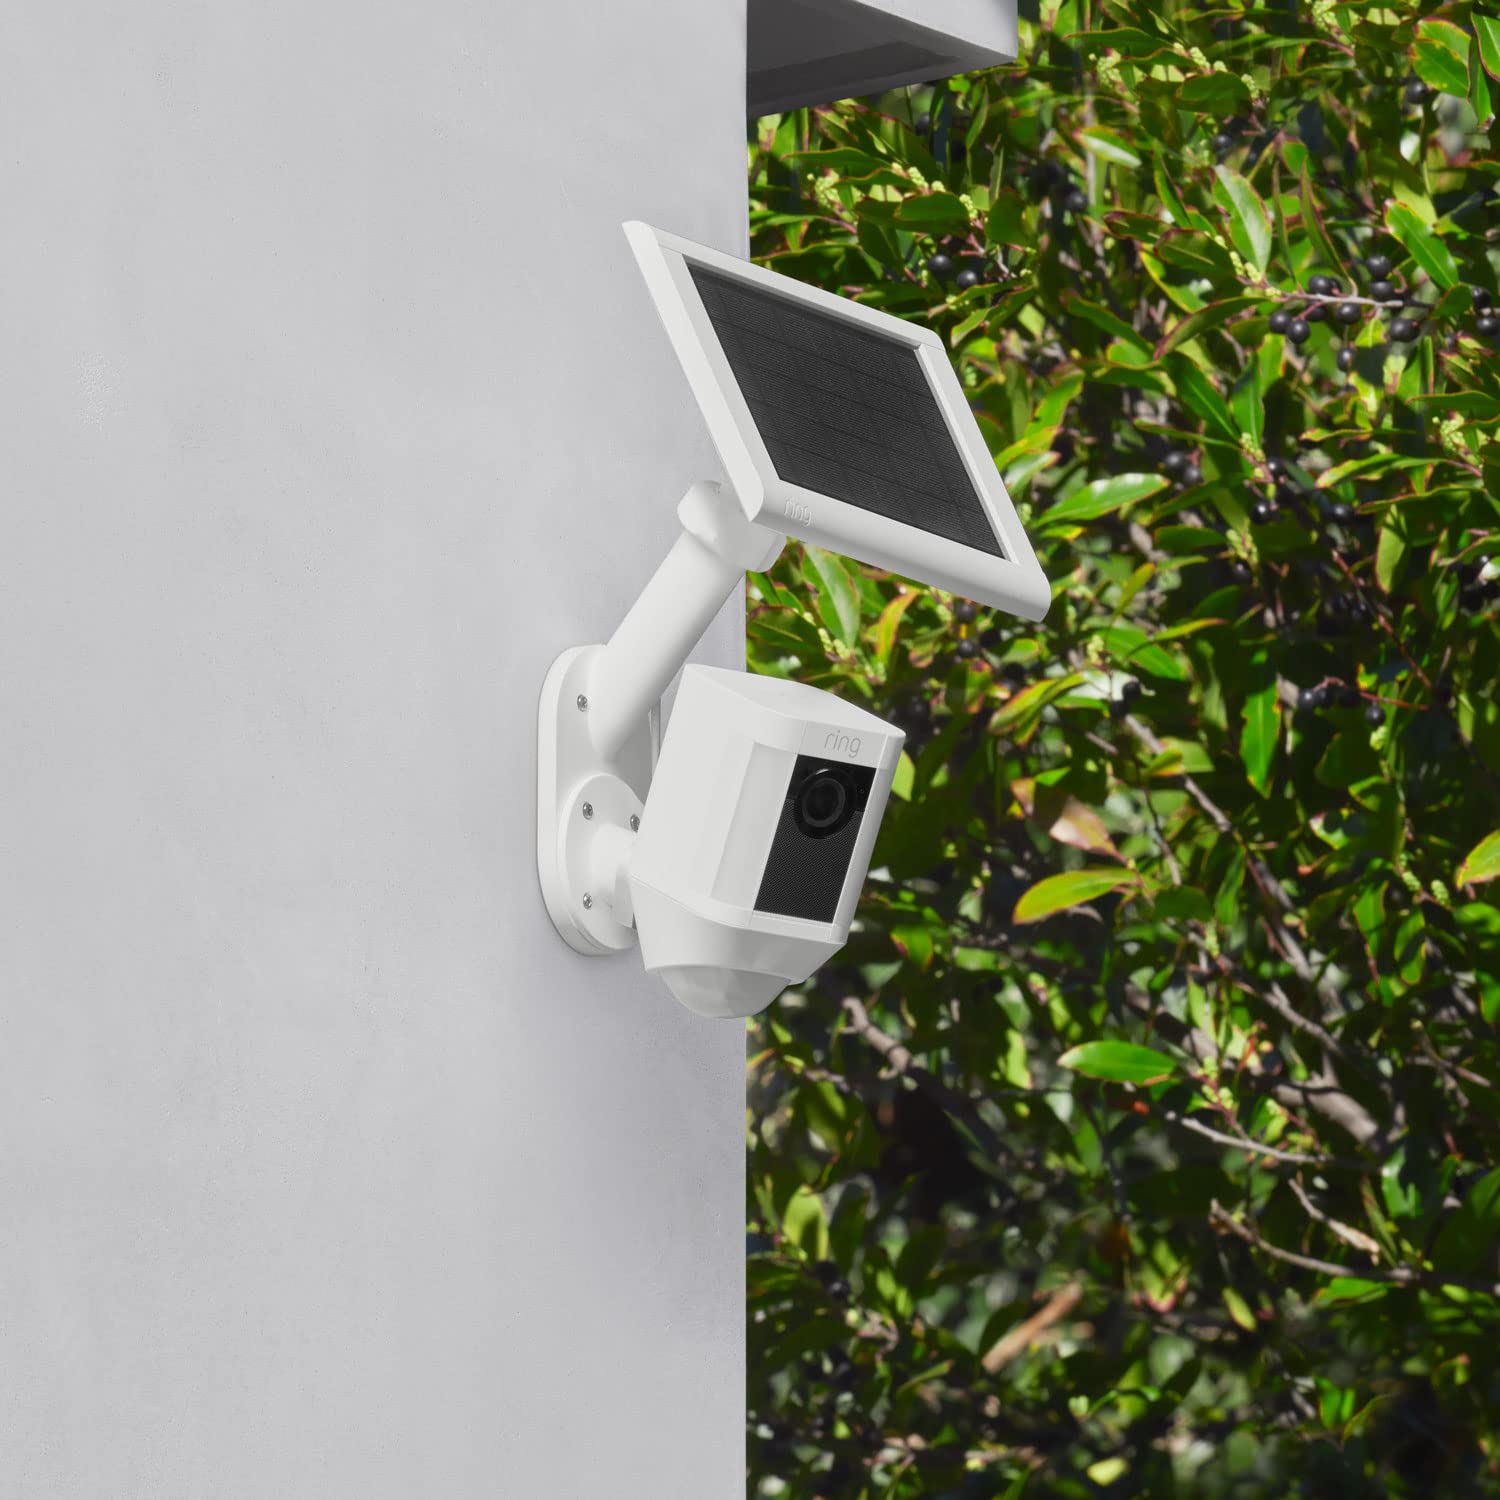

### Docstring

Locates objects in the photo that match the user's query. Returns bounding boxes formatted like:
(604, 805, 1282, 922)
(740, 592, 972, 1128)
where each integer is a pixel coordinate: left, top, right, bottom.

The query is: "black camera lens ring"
(792, 765, 857, 840)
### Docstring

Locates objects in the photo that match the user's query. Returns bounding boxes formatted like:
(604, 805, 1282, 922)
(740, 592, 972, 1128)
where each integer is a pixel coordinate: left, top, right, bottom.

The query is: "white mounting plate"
(536, 644, 654, 955)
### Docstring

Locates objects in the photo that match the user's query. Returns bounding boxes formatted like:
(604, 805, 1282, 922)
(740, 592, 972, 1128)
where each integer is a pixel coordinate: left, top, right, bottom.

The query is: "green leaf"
(1477, 12, 1500, 81)
(1241, 679, 1281, 796)
(891, 921, 935, 969)
(1099, 624, 1186, 680)
(989, 672, 1085, 740)
(895, 192, 972, 234)
(1068, 26, 1174, 57)
(1411, 18, 1471, 98)
(1432, 1167, 1500, 1275)
(872, 589, 919, 668)
(1213, 166, 1272, 275)
(1223, 1286, 1257, 1332)
(786, 147, 888, 178)
(782, 1187, 830, 1261)
(1058, 1039, 1178, 1083)
(1386, 200, 1460, 291)
(1080, 126, 1142, 169)
(1013, 868, 1139, 924)
(1299, 162, 1345, 278)
(1375, 517, 1407, 592)
(801, 545, 861, 647)
(986, 187, 1029, 247)
(1457, 830, 1500, 886)
(1042, 472, 1169, 527)
(1156, 295, 1262, 357)
(1169, 356, 1239, 442)
(1179, 73, 1251, 111)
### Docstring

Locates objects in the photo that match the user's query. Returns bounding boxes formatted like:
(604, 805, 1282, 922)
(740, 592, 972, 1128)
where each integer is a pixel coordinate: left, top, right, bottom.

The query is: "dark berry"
(1477, 315, 1500, 339)
(1389, 317, 1419, 342)
(1269, 309, 1292, 334)
(953, 600, 978, 623)
(1337, 347, 1356, 373)
(1472, 286, 1493, 310)
(1365, 701, 1385, 726)
(1108, 697, 1130, 720)
(955, 267, 981, 290)
(1064, 186, 1089, 214)
(1180, 462, 1203, 487)
(1302, 684, 1327, 710)
(1308, 274, 1337, 297)
(1305, 303, 1329, 323)
(1267, 456, 1287, 478)
(1030, 160, 1062, 200)
(1230, 559, 1253, 583)
(954, 637, 978, 659)
(927, 253, 954, 279)
(1334, 302, 1363, 325)
(915, 112, 931, 132)
(1213, 132, 1235, 155)
(1250, 498, 1276, 524)
(1404, 79, 1432, 105)
(1162, 450, 1189, 477)
(1288, 318, 1312, 345)
(1369, 280, 1397, 303)
(1365, 254, 1393, 280)
(1121, 678, 1143, 703)
(1330, 501, 1355, 524)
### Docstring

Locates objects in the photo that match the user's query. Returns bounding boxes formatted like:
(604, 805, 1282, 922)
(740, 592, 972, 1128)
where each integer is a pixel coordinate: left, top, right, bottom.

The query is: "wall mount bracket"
(535, 481, 784, 956)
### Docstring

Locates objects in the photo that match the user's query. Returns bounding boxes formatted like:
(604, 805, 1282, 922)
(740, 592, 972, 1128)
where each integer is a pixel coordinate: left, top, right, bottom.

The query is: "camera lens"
(793, 766, 855, 840)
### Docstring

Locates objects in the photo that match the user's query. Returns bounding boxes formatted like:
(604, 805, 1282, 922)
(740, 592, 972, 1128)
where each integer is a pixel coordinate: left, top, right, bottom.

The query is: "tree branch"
(1209, 1202, 1500, 1298)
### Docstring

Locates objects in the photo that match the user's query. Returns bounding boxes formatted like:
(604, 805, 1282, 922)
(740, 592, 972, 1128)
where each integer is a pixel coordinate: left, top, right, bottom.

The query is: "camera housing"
(628, 667, 903, 1018)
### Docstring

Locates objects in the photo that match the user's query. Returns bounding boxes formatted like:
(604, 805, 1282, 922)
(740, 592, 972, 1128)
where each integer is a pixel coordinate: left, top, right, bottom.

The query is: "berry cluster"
(1266, 253, 1497, 361)
(926, 245, 992, 291)
(1302, 680, 1384, 725)
(1162, 449, 1203, 488)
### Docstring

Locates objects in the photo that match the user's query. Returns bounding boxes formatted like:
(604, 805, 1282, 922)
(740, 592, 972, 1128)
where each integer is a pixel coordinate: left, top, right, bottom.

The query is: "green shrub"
(745, 4, 1500, 1494)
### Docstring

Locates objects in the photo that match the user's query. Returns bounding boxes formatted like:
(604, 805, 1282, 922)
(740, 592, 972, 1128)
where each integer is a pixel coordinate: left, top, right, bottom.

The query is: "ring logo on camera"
(823, 731, 862, 758)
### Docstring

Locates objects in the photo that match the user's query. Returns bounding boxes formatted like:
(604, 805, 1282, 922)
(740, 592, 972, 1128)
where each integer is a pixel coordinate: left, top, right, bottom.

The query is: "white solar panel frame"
(624, 220, 1051, 620)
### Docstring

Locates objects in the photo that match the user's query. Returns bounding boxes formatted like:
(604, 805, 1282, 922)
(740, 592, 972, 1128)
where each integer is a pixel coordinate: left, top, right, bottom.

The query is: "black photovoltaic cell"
(688, 265, 1004, 558)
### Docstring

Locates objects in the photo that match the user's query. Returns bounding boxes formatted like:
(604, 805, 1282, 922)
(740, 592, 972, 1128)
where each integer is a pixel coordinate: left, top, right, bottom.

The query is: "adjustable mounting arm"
(586, 482, 785, 765)
(536, 481, 785, 956)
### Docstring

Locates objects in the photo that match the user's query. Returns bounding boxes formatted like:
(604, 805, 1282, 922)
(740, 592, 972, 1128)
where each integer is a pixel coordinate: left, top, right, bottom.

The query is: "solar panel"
(688, 266, 1005, 559)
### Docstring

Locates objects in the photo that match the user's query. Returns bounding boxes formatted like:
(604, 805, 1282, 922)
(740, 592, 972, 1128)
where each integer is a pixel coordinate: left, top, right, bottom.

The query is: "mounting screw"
(582, 802, 594, 820)
(576, 693, 589, 711)
(629, 814, 640, 832)
(582, 893, 593, 909)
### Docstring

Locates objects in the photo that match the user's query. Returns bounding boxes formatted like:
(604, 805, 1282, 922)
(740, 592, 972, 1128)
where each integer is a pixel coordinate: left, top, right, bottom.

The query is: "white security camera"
(629, 665, 904, 1018)
(536, 224, 1049, 1018)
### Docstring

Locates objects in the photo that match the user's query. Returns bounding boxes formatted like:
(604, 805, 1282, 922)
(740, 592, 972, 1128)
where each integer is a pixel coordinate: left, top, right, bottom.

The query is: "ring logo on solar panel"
(783, 498, 812, 525)
(688, 265, 1005, 561)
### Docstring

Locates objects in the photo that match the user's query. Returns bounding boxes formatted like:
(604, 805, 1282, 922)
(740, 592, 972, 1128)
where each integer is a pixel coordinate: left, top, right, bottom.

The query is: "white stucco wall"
(0, 3, 748, 1495)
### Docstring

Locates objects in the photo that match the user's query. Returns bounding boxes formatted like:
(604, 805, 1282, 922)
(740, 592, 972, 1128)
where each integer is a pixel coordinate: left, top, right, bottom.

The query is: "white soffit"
(748, 0, 1018, 116)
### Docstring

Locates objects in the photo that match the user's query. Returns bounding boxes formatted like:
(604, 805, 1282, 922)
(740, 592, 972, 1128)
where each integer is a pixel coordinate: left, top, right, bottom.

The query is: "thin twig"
(1159, 1107, 1350, 1167)
(1209, 1202, 1500, 1298)
(981, 1283, 1085, 1373)
(1287, 1177, 1382, 1259)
